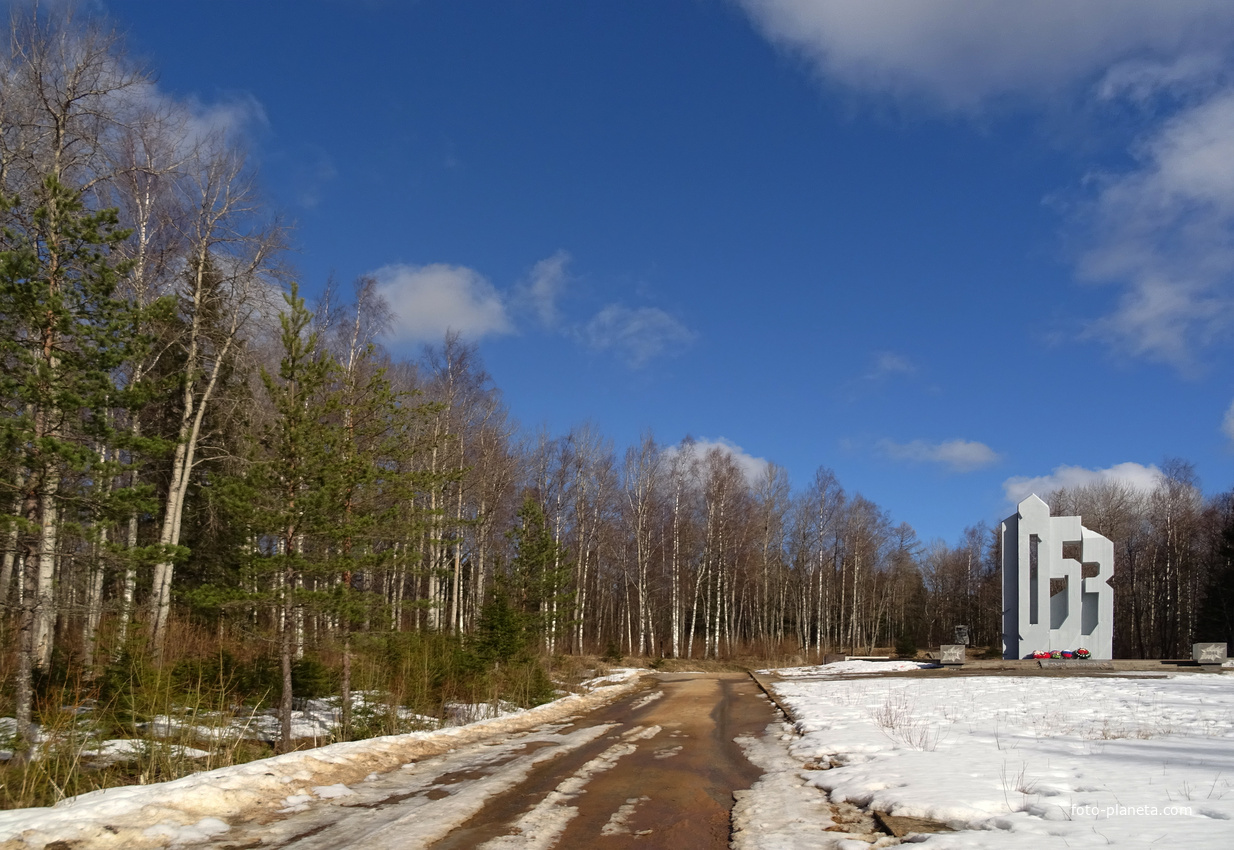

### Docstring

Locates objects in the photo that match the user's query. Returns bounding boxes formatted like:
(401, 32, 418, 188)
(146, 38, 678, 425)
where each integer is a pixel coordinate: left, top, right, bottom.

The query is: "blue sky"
(89, 0, 1234, 543)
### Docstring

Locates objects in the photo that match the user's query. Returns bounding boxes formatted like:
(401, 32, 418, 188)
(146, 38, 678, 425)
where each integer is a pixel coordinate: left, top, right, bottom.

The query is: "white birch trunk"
(32, 471, 59, 669)
(149, 298, 238, 651)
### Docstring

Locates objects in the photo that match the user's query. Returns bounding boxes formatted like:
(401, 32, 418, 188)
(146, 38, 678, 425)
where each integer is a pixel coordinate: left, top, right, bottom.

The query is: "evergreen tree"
(0, 179, 146, 749)
(244, 282, 340, 752)
(320, 341, 410, 739)
(505, 495, 573, 652)
(474, 579, 530, 664)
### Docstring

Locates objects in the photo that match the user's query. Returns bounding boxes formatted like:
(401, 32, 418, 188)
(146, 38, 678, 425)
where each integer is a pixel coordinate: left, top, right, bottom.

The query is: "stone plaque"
(1193, 643, 1228, 664)
(940, 644, 966, 665)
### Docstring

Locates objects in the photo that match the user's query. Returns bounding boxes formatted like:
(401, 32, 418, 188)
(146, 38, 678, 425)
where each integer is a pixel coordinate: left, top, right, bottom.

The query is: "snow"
(578, 668, 643, 686)
(760, 660, 941, 677)
(600, 795, 650, 835)
(87, 739, 213, 766)
(17, 660, 1228, 849)
(736, 663, 1234, 848)
(0, 668, 649, 849)
(244, 721, 621, 849)
(143, 691, 445, 744)
(733, 721, 844, 848)
(478, 725, 661, 849)
(141, 817, 230, 846)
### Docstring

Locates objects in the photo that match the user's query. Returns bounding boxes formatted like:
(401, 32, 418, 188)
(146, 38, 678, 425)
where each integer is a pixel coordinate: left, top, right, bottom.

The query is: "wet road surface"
(213, 673, 776, 850)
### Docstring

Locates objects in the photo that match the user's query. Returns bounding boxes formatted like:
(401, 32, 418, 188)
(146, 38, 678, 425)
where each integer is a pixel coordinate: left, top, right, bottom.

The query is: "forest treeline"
(3, 9, 1234, 756)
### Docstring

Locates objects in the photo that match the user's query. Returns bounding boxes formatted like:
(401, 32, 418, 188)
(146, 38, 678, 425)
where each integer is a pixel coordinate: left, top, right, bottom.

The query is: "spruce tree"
(505, 496, 573, 652)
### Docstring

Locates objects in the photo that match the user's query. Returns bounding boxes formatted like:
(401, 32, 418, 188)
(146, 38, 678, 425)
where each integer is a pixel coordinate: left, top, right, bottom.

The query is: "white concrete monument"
(1001, 494, 1114, 660)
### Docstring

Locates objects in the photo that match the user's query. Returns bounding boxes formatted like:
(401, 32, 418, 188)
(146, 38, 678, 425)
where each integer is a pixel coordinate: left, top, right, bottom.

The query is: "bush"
(895, 633, 918, 658)
(291, 657, 337, 698)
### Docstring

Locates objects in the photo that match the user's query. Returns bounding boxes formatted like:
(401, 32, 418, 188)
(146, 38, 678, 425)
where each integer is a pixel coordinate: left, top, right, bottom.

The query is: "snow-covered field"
(736, 664, 1234, 848)
(0, 670, 647, 849)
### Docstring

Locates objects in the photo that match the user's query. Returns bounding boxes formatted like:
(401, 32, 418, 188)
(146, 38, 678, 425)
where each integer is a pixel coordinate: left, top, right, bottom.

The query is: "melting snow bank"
(741, 668, 1234, 848)
(733, 722, 860, 850)
(760, 660, 941, 677)
(0, 669, 649, 849)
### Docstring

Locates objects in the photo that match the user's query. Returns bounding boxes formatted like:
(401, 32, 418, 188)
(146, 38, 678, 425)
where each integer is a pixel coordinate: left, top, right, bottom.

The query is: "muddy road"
(211, 672, 777, 850)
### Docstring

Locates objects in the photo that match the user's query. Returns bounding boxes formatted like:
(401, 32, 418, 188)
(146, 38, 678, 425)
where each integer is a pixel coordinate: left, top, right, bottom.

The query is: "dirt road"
(212, 672, 776, 850)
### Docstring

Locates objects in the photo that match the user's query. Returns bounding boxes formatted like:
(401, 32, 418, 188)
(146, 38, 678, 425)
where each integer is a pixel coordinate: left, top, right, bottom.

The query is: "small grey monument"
(1192, 643, 1228, 665)
(1001, 494, 1114, 660)
(940, 644, 966, 665)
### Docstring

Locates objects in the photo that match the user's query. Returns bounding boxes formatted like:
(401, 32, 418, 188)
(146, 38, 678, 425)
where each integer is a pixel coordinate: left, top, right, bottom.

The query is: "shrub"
(895, 633, 918, 658)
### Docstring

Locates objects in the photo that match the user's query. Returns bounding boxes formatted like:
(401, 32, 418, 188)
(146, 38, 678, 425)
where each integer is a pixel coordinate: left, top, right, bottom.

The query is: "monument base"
(1038, 659, 1114, 670)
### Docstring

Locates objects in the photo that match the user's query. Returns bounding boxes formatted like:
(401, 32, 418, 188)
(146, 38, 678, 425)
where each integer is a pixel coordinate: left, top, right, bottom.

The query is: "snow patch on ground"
(86, 739, 213, 766)
(763, 660, 940, 677)
(141, 816, 230, 846)
(579, 668, 642, 687)
(600, 795, 649, 835)
(0, 669, 649, 849)
(628, 690, 664, 710)
(747, 672, 1234, 848)
(733, 720, 852, 849)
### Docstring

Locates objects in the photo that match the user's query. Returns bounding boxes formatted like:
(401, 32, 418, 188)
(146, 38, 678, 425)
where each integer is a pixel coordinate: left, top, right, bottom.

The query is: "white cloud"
(374, 263, 512, 344)
(119, 81, 269, 149)
(516, 250, 571, 327)
(738, 1, 1234, 368)
(580, 304, 695, 367)
(736, 0, 1234, 111)
(878, 438, 1001, 472)
(863, 351, 916, 380)
(663, 437, 771, 487)
(182, 92, 269, 144)
(1096, 53, 1228, 103)
(1223, 400, 1234, 441)
(1078, 89, 1234, 367)
(1003, 462, 1163, 504)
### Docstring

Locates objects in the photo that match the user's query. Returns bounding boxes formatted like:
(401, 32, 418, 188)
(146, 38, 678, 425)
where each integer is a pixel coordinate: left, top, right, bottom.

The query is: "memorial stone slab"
(940, 645, 966, 665)
(1193, 643, 1228, 665)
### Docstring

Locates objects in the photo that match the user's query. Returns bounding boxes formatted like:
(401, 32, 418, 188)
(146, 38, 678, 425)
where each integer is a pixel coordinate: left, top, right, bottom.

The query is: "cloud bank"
(1003, 462, 1163, 504)
(737, 0, 1234, 369)
(736, 0, 1234, 111)
(1078, 89, 1234, 368)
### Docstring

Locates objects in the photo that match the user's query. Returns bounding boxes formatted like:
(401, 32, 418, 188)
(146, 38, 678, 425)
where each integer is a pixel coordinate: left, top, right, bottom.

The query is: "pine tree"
(0, 179, 145, 750)
(244, 282, 340, 752)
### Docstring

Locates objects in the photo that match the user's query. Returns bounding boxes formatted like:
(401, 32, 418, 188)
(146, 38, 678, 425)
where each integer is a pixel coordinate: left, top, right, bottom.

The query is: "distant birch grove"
(3, 7, 1234, 752)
